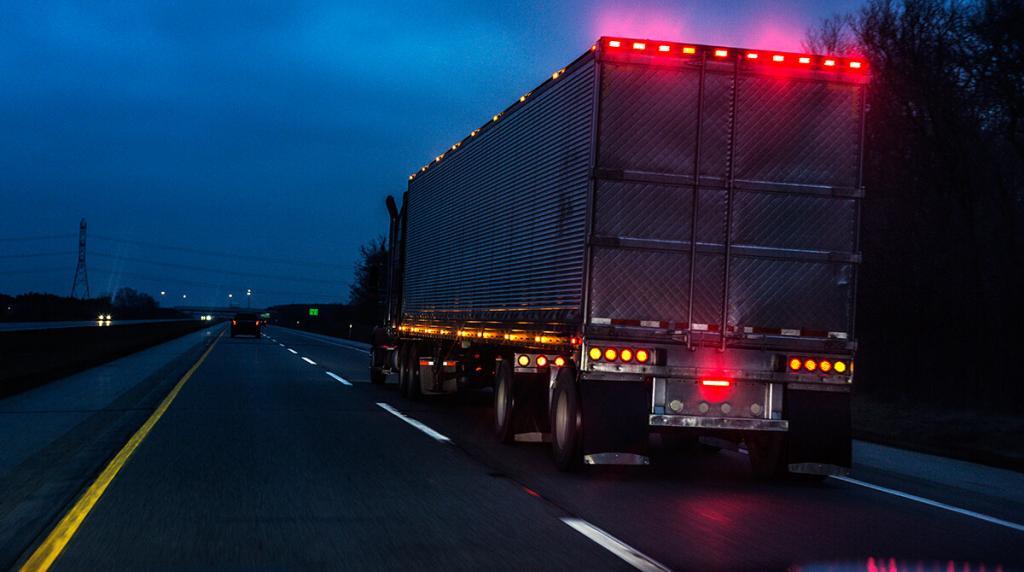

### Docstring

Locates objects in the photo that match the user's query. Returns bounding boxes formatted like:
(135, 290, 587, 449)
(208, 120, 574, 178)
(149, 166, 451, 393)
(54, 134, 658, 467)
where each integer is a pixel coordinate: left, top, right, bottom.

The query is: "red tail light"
(636, 349, 650, 363)
(804, 359, 818, 372)
(701, 379, 731, 387)
(789, 358, 802, 371)
(554, 356, 566, 367)
(536, 355, 548, 367)
(232, 320, 237, 326)
(820, 360, 832, 372)
(620, 349, 633, 362)
(604, 348, 618, 361)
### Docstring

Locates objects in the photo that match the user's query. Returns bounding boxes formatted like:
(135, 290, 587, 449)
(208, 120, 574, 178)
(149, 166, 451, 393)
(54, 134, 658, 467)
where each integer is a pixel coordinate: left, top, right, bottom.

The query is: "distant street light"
(246, 288, 252, 308)
(182, 294, 187, 299)
(228, 293, 233, 299)
(160, 291, 166, 296)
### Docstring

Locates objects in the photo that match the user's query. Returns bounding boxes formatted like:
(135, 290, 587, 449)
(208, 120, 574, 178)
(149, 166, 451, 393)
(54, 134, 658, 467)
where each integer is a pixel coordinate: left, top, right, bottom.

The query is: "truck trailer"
(372, 37, 868, 477)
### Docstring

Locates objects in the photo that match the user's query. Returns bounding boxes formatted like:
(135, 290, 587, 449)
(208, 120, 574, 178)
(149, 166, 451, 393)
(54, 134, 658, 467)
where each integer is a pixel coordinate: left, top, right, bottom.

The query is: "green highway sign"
(308, 308, 319, 316)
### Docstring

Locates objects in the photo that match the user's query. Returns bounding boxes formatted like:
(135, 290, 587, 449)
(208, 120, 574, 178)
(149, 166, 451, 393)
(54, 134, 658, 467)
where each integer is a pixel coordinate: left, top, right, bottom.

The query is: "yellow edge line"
(20, 328, 224, 572)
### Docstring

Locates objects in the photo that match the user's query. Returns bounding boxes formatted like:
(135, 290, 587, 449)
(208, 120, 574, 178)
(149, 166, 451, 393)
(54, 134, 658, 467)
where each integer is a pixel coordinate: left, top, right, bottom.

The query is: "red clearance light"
(772, 54, 785, 62)
(636, 349, 650, 363)
(633, 42, 646, 50)
(604, 348, 618, 361)
(850, 61, 863, 69)
(701, 379, 731, 387)
(799, 56, 811, 64)
(824, 59, 836, 67)
(620, 348, 633, 362)
(789, 357, 802, 371)
(804, 359, 818, 372)
(714, 49, 728, 57)
(682, 46, 697, 54)
(536, 355, 548, 367)
(607, 40, 621, 48)
(746, 52, 759, 59)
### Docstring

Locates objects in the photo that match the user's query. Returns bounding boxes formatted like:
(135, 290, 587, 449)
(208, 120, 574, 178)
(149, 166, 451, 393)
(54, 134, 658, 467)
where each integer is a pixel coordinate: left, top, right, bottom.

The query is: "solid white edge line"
(376, 402, 450, 443)
(832, 475, 1024, 533)
(561, 517, 670, 572)
(287, 348, 298, 354)
(277, 327, 369, 353)
(326, 371, 352, 386)
(301, 357, 317, 365)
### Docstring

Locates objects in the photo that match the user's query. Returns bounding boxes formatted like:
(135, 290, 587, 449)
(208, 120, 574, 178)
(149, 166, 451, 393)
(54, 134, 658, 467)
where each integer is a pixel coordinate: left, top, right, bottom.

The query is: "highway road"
(0, 319, 198, 332)
(2, 325, 1021, 571)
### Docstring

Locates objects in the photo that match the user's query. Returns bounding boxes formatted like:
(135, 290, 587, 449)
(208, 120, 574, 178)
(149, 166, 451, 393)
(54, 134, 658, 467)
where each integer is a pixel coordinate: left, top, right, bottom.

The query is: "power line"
(0, 266, 341, 300)
(89, 252, 344, 285)
(0, 252, 75, 260)
(91, 234, 350, 270)
(0, 234, 76, 242)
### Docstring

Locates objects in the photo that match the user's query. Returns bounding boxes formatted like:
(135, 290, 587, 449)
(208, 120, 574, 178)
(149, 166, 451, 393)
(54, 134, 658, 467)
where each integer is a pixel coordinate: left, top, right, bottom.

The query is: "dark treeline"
(806, 0, 1024, 407)
(0, 288, 182, 322)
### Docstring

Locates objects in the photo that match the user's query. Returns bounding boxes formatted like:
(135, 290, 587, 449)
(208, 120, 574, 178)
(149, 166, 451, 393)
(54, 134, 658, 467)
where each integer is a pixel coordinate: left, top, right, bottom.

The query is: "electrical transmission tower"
(70, 218, 91, 298)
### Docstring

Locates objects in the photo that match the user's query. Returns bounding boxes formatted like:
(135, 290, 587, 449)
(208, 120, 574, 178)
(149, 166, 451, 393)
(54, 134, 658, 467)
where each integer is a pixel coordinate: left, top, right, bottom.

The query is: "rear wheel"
(401, 344, 423, 400)
(369, 348, 387, 384)
(493, 360, 516, 443)
(550, 365, 582, 471)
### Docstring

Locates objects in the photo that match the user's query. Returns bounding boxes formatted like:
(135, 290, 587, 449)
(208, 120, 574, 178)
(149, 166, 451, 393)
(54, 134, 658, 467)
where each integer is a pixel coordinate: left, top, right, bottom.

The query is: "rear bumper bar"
(649, 414, 789, 431)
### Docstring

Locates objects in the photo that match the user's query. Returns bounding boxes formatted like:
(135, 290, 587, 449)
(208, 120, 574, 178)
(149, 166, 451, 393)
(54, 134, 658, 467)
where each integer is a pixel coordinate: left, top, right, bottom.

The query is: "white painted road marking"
(279, 343, 285, 347)
(833, 475, 1024, 533)
(287, 348, 298, 354)
(376, 402, 451, 443)
(561, 517, 670, 572)
(326, 371, 353, 386)
(301, 357, 317, 365)
(278, 327, 369, 354)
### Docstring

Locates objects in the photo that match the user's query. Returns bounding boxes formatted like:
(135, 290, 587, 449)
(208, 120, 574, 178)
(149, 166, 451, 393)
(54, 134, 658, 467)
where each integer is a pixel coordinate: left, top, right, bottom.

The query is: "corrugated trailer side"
(402, 55, 597, 330)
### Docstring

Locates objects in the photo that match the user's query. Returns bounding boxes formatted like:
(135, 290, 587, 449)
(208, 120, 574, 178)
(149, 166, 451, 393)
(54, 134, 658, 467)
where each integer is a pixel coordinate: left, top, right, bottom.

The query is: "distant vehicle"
(231, 312, 262, 338)
(373, 37, 869, 478)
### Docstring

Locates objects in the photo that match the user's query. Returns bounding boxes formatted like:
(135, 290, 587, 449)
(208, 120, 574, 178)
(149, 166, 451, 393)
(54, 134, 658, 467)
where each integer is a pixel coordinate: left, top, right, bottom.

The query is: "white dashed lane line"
(287, 348, 298, 354)
(326, 371, 353, 386)
(561, 518, 670, 572)
(301, 357, 317, 365)
(376, 403, 450, 443)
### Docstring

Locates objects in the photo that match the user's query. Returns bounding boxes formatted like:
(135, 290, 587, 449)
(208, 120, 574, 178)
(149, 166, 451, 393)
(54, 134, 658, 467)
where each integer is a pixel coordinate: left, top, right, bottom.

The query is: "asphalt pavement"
(5, 325, 1022, 571)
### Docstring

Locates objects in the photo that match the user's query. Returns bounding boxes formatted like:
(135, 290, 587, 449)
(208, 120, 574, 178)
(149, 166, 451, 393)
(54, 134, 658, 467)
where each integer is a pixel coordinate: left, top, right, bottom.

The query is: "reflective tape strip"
(691, 323, 708, 331)
(781, 328, 801, 336)
(591, 317, 612, 325)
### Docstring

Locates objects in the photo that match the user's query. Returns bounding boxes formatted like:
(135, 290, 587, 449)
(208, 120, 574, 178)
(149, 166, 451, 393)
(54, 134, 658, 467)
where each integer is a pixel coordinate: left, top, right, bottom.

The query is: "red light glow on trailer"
(824, 59, 836, 67)
(850, 61, 863, 69)
(608, 40, 621, 48)
(633, 42, 646, 50)
(701, 379, 732, 387)
(772, 54, 785, 62)
(799, 56, 811, 64)
(746, 52, 759, 59)
(714, 49, 728, 57)
(536, 355, 549, 367)
(658, 44, 670, 52)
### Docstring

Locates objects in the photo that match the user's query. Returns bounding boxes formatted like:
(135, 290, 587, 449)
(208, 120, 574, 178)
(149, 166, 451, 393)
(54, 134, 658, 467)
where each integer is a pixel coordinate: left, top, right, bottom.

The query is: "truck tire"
(550, 365, 582, 471)
(493, 360, 516, 443)
(401, 345, 423, 401)
(369, 348, 386, 384)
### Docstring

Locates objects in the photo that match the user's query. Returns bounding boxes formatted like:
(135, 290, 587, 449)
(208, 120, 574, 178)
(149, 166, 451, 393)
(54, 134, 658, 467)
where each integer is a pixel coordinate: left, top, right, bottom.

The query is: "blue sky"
(0, 0, 861, 307)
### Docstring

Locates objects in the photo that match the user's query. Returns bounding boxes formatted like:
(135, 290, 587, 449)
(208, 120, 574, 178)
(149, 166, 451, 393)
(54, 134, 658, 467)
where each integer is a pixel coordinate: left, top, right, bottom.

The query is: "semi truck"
(372, 37, 868, 477)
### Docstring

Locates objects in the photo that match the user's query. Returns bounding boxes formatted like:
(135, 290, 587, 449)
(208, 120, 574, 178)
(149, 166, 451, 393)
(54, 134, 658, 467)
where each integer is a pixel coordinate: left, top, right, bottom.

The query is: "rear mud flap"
(783, 387, 852, 472)
(580, 379, 650, 460)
